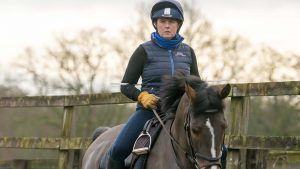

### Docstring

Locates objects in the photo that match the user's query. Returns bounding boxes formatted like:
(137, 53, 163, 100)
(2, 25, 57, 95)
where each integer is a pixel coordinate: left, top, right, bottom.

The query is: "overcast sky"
(1, 0, 300, 74)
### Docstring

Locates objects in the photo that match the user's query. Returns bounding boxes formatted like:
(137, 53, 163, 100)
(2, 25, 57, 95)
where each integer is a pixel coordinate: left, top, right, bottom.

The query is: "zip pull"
(168, 50, 174, 76)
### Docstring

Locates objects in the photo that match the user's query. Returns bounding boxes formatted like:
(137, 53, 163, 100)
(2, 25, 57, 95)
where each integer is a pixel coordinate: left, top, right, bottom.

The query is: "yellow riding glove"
(138, 91, 159, 110)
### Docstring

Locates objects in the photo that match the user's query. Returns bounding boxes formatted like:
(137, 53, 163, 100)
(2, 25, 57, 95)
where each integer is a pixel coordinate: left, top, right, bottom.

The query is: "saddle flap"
(130, 115, 170, 169)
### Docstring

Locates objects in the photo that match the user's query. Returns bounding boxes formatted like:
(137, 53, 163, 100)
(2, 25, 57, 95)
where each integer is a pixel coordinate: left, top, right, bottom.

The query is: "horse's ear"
(185, 83, 197, 101)
(219, 84, 231, 99)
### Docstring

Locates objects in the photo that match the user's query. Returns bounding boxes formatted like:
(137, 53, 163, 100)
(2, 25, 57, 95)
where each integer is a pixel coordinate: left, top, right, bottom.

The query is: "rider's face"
(155, 18, 179, 40)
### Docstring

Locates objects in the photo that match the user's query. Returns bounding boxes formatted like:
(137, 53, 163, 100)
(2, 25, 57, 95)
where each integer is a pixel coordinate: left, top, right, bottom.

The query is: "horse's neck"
(172, 94, 189, 144)
(170, 94, 194, 168)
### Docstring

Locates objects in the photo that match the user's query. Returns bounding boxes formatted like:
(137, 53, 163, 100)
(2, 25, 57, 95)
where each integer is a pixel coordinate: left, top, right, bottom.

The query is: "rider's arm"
(120, 45, 147, 101)
(190, 47, 200, 77)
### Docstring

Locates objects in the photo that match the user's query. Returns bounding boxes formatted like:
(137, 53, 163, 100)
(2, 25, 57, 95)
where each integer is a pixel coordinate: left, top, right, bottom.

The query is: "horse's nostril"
(221, 120, 228, 129)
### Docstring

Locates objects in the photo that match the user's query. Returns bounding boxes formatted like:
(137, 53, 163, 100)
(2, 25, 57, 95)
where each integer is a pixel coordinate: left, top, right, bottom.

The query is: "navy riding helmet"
(150, 0, 184, 31)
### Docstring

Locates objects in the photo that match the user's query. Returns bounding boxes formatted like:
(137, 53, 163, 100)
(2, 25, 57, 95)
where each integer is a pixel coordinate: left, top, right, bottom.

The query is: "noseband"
(152, 108, 223, 169)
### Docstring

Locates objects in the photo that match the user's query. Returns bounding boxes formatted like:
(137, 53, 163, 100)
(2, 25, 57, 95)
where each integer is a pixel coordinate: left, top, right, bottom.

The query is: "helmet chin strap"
(153, 22, 157, 30)
(177, 21, 183, 32)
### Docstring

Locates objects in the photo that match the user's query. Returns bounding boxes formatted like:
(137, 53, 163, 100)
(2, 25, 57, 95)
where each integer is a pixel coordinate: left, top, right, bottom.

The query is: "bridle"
(182, 107, 223, 169)
(152, 107, 223, 169)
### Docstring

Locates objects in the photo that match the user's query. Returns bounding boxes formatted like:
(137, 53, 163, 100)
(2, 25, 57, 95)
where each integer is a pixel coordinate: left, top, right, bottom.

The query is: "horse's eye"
(191, 126, 202, 134)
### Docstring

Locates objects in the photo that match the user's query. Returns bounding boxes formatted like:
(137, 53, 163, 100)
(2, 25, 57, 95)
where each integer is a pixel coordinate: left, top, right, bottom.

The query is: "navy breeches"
(109, 107, 155, 161)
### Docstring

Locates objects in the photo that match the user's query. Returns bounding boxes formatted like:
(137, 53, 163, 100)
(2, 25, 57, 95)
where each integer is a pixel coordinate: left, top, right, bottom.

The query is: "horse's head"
(184, 78, 231, 169)
(160, 74, 231, 169)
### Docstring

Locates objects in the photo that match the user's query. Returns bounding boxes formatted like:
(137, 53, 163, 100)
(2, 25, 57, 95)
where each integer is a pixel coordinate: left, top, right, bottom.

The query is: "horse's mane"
(160, 72, 208, 114)
(160, 72, 224, 114)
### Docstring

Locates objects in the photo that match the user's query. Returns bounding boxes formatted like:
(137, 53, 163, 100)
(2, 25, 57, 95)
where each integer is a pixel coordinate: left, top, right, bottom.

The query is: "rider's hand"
(138, 91, 159, 110)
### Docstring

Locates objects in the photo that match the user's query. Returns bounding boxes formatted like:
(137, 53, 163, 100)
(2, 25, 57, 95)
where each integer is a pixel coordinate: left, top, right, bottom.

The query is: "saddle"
(99, 113, 173, 169)
(130, 113, 173, 169)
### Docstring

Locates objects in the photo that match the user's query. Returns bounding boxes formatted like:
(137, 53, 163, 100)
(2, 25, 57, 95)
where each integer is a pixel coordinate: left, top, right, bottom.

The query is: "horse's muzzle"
(198, 159, 222, 169)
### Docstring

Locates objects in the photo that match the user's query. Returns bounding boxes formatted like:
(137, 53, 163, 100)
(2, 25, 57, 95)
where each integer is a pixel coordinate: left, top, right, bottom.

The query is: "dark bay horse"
(82, 74, 231, 169)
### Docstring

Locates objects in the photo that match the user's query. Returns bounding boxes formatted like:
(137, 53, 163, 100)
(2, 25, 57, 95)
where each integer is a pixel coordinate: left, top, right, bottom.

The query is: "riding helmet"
(150, 0, 184, 30)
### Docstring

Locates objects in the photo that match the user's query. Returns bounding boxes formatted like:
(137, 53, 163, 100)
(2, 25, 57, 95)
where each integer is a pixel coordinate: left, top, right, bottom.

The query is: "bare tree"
(16, 28, 111, 95)
(253, 46, 300, 82)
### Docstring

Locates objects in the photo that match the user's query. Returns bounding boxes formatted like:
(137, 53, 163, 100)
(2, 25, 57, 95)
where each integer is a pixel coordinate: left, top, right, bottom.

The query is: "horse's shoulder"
(82, 124, 126, 169)
(91, 126, 110, 141)
(94, 124, 124, 142)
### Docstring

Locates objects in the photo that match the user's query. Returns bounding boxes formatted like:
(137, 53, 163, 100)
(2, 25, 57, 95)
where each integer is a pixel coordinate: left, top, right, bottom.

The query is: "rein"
(152, 109, 184, 153)
(152, 108, 222, 169)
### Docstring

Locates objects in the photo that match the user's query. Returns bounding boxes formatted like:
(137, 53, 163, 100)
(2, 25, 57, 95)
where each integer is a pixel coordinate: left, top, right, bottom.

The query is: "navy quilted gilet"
(141, 41, 192, 96)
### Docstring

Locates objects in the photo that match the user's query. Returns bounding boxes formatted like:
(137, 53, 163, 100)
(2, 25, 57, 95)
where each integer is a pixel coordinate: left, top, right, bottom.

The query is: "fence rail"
(0, 137, 91, 150)
(0, 81, 299, 169)
(1, 135, 300, 151)
(0, 81, 298, 108)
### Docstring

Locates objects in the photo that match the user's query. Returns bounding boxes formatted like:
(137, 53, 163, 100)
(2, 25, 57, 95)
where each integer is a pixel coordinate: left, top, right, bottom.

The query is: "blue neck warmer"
(151, 32, 184, 50)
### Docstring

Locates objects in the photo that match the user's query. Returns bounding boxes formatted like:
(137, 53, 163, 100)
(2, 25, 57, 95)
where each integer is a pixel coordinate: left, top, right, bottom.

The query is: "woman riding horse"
(82, 74, 231, 169)
(106, 0, 199, 168)
(83, 0, 230, 168)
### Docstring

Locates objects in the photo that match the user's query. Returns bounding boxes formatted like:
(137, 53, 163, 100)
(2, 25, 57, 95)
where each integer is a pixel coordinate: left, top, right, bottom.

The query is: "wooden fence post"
(73, 150, 82, 169)
(246, 149, 268, 169)
(226, 96, 250, 169)
(58, 106, 74, 169)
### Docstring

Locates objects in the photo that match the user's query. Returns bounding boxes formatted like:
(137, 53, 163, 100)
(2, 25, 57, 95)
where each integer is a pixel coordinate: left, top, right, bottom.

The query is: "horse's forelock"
(183, 76, 224, 114)
(192, 86, 224, 115)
